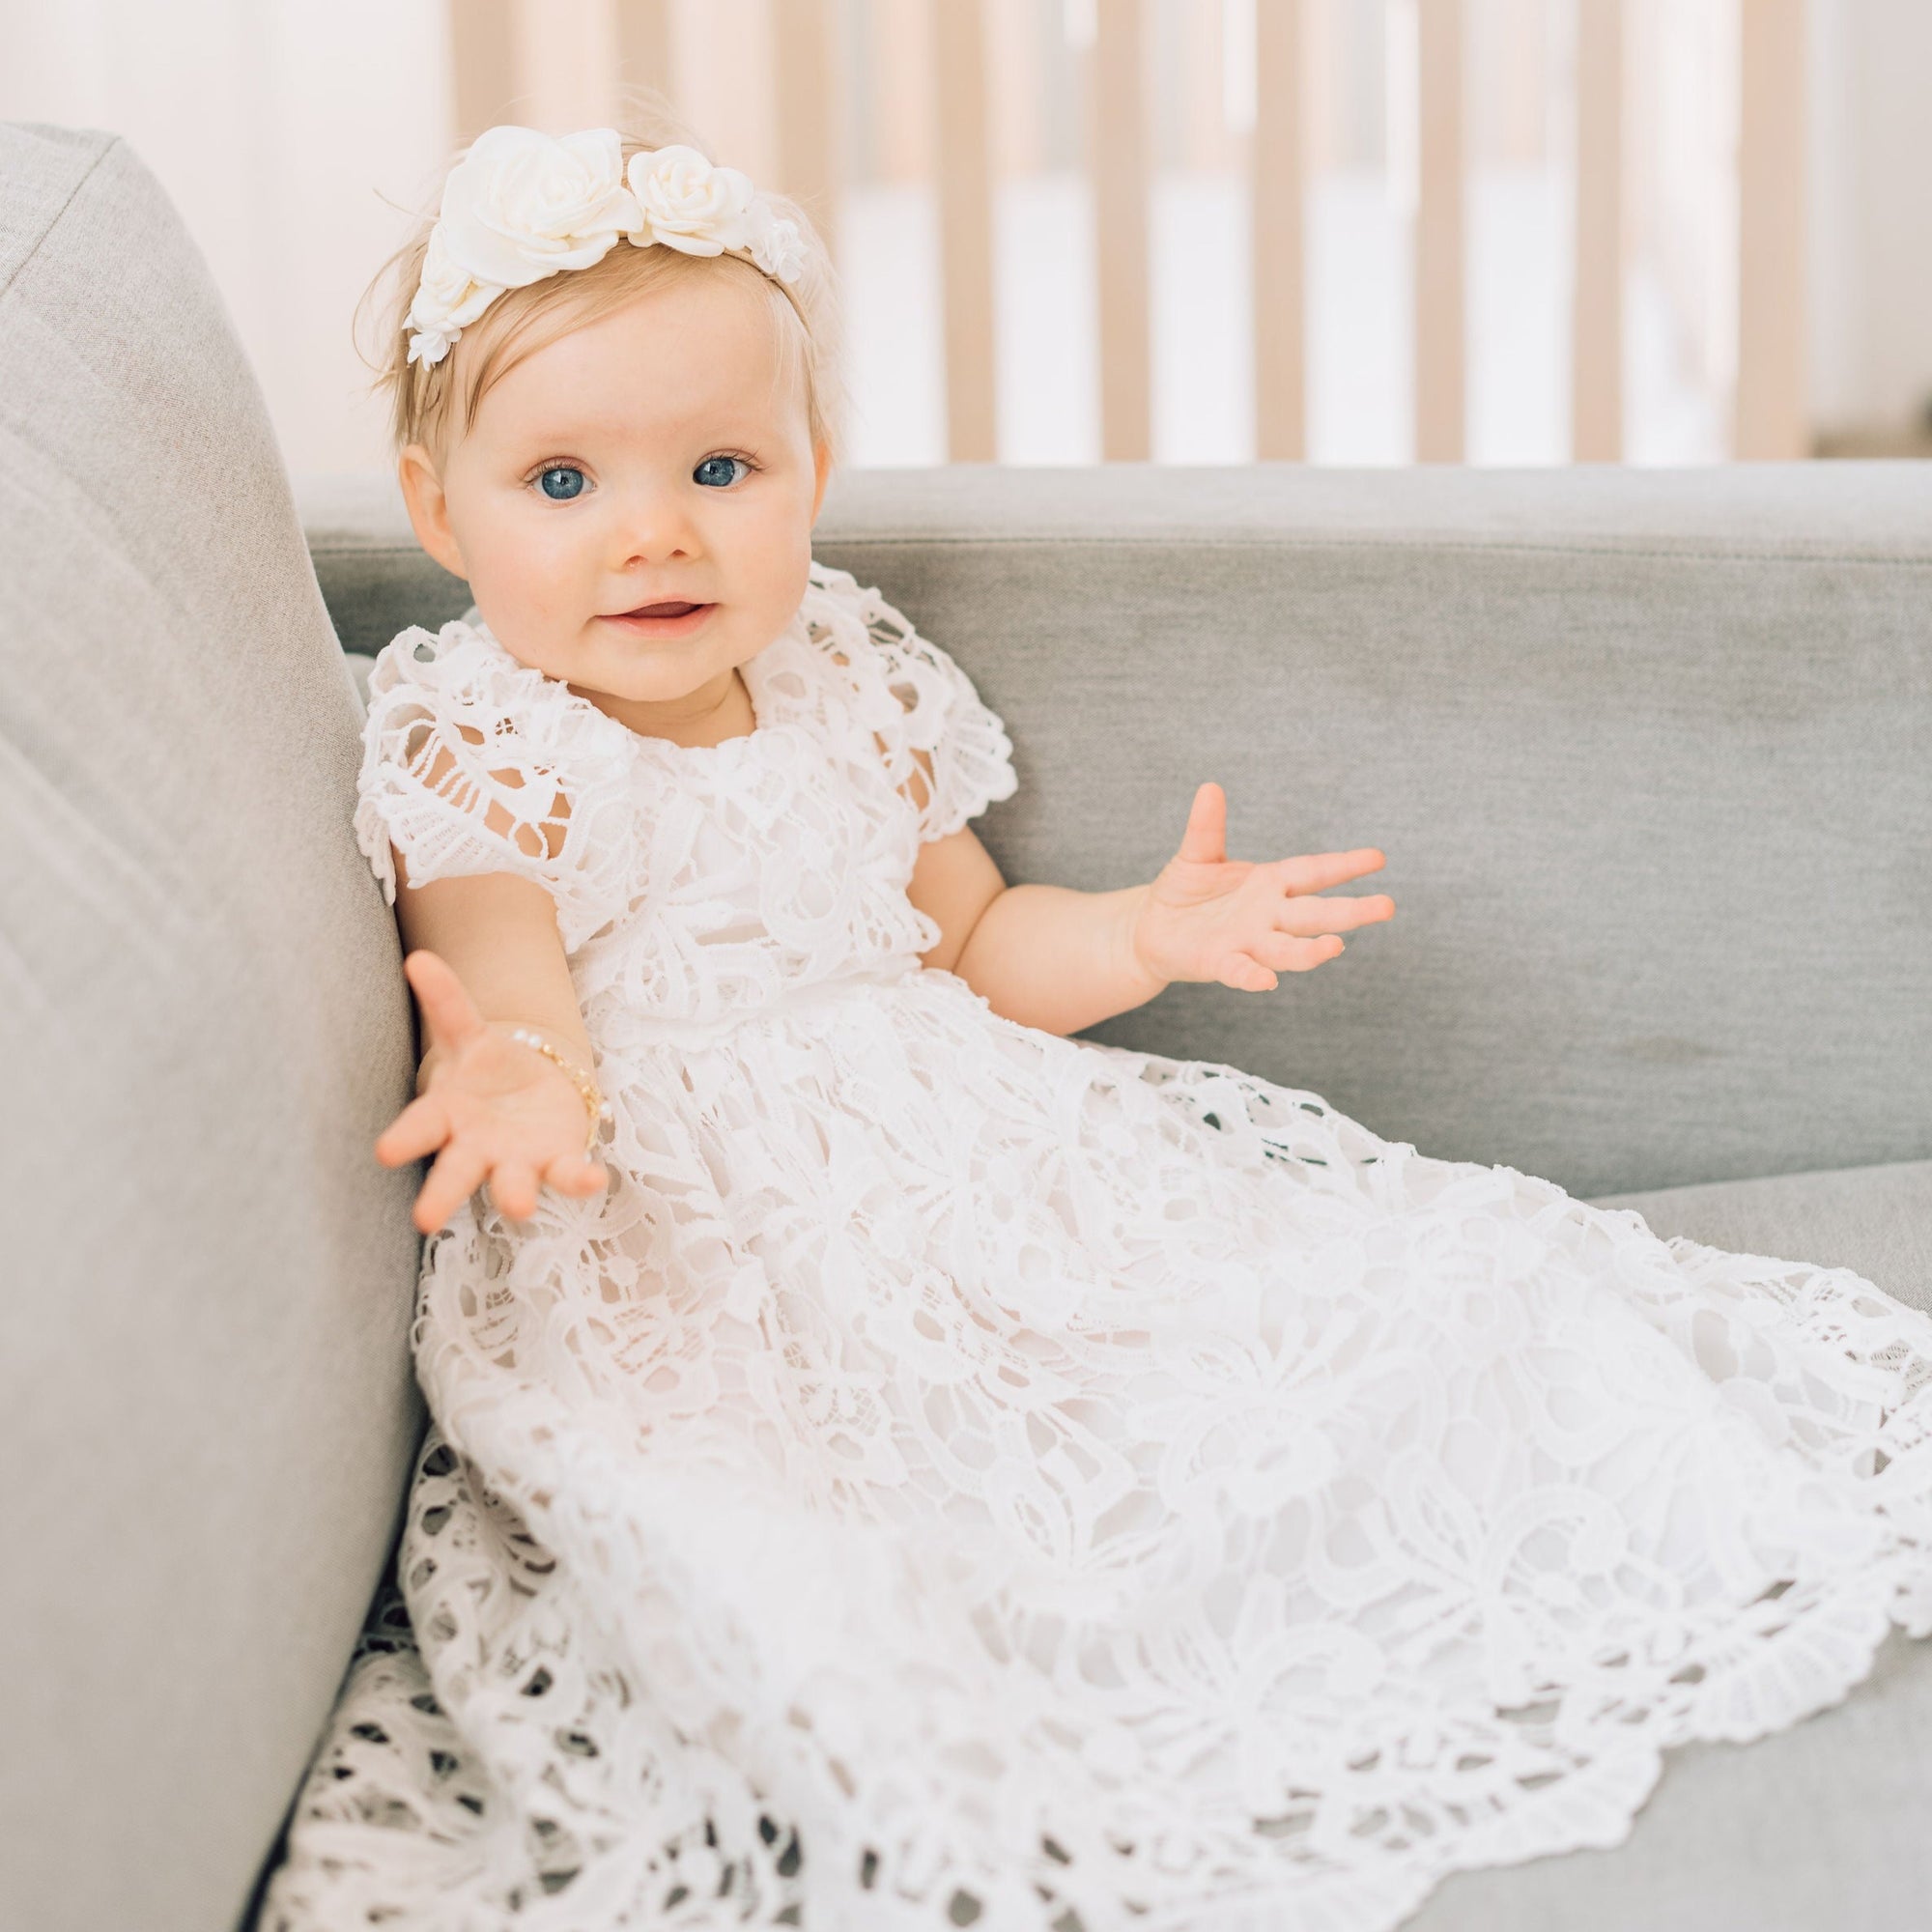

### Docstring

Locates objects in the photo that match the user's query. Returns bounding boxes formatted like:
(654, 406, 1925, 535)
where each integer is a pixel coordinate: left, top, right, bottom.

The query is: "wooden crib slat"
(1414, 0, 1464, 463)
(933, 0, 998, 459)
(1252, 0, 1308, 461)
(1572, 0, 1624, 461)
(1736, 0, 1807, 459)
(1092, 0, 1151, 462)
(451, 0, 519, 150)
(613, 0, 674, 117)
(774, 0, 842, 263)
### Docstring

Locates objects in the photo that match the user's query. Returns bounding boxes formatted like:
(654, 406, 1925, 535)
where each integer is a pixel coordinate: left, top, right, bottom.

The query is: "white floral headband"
(405, 125, 808, 369)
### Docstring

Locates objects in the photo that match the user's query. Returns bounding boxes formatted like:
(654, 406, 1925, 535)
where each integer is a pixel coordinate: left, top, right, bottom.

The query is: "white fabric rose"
(626, 145, 756, 257)
(437, 126, 642, 290)
(405, 224, 503, 367)
(744, 201, 809, 284)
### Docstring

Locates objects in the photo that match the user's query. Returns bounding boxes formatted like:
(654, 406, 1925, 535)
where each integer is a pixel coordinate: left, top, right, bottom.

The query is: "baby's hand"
(376, 950, 610, 1236)
(1131, 781, 1394, 993)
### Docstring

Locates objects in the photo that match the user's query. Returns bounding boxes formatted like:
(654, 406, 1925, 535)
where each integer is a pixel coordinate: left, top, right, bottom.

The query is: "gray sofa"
(5, 121, 1930, 1932)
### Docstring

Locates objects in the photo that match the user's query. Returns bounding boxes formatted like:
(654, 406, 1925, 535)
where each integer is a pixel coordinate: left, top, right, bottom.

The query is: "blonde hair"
(355, 95, 842, 469)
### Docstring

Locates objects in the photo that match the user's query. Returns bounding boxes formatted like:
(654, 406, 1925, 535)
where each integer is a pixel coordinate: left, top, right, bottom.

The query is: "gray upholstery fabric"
(299, 464, 1932, 1200)
(1405, 1624, 1932, 1932)
(0, 127, 421, 1932)
(1592, 1156, 1932, 1316)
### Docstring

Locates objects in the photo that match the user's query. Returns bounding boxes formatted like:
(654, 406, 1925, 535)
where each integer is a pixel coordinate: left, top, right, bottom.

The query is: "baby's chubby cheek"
(746, 567, 806, 639)
(466, 554, 593, 668)
(743, 533, 816, 629)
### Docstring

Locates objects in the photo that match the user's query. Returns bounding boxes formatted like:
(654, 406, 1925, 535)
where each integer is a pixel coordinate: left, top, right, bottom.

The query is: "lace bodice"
(355, 562, 1018, 1036)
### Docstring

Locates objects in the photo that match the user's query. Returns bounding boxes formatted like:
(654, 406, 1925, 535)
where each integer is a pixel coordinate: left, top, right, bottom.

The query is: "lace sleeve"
(811, 568, 1018, 841)
(353, 621, 639, 951)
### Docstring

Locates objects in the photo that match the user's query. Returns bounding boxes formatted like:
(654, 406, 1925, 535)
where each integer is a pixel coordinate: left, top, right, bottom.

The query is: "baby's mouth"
(602, 600, 717, 635)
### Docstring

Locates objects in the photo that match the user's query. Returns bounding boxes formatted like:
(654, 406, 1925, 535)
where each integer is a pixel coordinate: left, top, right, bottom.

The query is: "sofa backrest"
(0, 127, 422, 1932)
(301, 461, 1932, 1203)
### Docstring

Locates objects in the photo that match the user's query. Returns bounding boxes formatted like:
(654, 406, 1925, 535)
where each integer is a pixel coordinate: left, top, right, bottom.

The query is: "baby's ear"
(398, 442, 468, 578)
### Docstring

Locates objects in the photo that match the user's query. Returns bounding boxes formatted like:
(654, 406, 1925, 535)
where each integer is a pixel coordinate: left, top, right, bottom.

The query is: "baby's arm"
(910, 781, 1393, 1037)
(375, 860, 608, 1234)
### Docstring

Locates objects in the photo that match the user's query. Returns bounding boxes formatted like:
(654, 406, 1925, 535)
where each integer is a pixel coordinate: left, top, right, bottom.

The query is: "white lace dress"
(264, 562, 1932, 1932)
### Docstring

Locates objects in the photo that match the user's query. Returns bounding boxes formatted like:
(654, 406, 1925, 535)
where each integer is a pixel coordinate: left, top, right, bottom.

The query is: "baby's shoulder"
(353, 613, 641, 935)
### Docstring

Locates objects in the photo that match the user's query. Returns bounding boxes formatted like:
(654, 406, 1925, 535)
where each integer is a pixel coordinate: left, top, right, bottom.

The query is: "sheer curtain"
(2, 0, 456, 473)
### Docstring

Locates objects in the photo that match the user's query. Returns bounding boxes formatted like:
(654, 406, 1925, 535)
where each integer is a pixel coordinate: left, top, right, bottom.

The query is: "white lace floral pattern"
(265, 563, 1932, 1932)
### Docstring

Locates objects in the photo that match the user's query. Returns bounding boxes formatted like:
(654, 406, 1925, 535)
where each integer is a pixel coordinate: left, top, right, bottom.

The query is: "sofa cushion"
(1590, 1156, 1932, 1317)
(1405, 1624, 1932, 1932)
(0, 125, 421, 1932)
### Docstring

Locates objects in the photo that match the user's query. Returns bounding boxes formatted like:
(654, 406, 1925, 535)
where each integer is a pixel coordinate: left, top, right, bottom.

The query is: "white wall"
(0, 0, 455, 474)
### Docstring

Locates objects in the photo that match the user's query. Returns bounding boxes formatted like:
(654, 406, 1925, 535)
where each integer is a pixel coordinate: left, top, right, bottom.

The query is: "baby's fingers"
(544, 1153, 610, 1200)
(375, 1093, 449, 1167)
(413, 1142, 490, 1236)
(488, 1160, 542, 1223)
(1251, 931, 1345, 975)
(489, 1153, 606, 1222)
(405, 949, 488, 1058)
(1223, 952, 1280, 993)
(1264, 848, 1388, 895)
(1274, 892, 1395, 937)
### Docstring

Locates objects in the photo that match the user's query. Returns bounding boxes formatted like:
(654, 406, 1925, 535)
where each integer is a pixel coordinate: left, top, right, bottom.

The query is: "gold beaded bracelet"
(499, 1024, 613, 1156)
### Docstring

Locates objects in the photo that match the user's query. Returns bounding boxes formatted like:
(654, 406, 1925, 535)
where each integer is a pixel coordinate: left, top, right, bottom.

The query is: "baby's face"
(407, 270, 828, 726)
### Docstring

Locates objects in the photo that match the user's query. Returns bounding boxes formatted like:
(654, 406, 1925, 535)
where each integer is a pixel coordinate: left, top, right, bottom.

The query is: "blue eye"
(537, 466, 585, 500)
(694, 455, 749, 489)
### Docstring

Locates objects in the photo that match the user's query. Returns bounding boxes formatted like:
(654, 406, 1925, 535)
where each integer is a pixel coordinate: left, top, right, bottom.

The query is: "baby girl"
(364, 147, 1390, 1237)
(263, 118, 1932, 1932)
